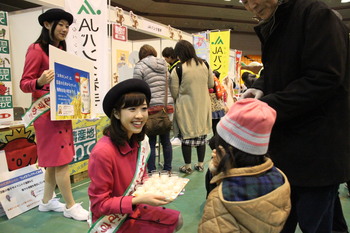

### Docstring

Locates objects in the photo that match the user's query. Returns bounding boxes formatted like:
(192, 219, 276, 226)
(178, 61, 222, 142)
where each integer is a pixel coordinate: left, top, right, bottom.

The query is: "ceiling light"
(341, 0, 350, 3)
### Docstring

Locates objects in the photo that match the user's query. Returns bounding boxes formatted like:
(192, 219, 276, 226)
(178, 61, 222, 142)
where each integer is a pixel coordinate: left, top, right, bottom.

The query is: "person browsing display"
(162, 47, 180, 74)
(133, 44, 174, 172)
(170, 40, 214, 174)
(162, 47, 181, 146)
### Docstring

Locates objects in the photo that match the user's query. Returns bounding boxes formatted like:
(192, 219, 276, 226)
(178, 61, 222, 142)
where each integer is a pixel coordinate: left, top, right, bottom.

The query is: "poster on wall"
(114, 49, 134, 85)
(193, 32, 209, 61)
(0, 11, 14, 122)
(0, 150, 45, 219)
(49, 45, 95, 120)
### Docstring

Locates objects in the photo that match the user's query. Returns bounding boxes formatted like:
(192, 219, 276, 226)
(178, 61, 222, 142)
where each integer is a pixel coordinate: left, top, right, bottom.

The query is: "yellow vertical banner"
(209, 31, 230, 81)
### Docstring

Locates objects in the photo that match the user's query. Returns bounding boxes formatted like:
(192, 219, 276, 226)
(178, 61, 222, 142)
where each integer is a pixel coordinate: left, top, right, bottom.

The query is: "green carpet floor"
(1, 143, 349, 233)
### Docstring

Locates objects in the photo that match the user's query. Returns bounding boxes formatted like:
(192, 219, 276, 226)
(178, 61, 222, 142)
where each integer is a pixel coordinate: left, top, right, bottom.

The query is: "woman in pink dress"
(20, 8, 88, 221)
(88, 79, 183, 232)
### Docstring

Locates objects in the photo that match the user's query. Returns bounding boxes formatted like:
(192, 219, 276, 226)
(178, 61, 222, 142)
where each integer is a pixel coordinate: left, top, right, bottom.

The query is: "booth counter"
(0, 116, 110, 180)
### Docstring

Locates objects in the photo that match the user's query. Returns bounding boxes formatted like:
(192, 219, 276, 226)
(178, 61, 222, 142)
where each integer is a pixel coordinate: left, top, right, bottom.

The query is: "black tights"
(181, 144, 206, 164)
(212, 118, 220, 136)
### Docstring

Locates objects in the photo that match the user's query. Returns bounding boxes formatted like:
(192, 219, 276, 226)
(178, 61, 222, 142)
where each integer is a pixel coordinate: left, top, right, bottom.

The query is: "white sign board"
(49, 45, 95, 121)
(0, 150, 45, 219)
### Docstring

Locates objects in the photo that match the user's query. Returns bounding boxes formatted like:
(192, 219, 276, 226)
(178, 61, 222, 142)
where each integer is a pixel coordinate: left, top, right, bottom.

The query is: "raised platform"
(70, 170, 89, 183)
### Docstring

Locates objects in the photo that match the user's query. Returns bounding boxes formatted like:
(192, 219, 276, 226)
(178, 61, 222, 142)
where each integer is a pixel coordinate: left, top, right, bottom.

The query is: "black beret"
(38, 8, 73, 26)
(103, 79, 151, 118)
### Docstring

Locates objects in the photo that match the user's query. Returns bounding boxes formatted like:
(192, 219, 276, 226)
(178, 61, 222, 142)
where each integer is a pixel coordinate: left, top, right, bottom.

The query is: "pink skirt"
(34, 111, 74, 167)
(118, 204, 180, 233)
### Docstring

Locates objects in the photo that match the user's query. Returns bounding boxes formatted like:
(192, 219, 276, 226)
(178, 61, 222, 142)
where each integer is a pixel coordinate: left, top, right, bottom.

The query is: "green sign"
(0, 95, 12, 109)
(78, 0, 101, 15)
(0, 68, 11, 81)
(0, 39, 9, 54)
(0, 12, 7, 26)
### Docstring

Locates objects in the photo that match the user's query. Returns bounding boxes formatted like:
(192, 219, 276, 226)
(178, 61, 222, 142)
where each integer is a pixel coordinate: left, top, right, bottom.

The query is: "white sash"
(22, 93, 50, 127)
(88, 137, 150, 233)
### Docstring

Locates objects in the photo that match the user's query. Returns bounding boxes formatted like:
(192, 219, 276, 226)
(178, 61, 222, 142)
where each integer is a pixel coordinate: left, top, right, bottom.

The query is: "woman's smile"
(119, 101, 148, 139)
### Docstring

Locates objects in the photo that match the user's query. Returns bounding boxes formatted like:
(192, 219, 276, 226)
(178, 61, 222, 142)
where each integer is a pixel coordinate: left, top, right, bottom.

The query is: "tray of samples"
(133, 171, 189, 201)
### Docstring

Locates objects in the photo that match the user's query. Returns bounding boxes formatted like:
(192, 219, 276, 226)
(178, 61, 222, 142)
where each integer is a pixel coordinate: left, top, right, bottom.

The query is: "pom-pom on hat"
(103, 79, 151, 118)
(38, 8, 74, 26)
(217, 98, 276, 155)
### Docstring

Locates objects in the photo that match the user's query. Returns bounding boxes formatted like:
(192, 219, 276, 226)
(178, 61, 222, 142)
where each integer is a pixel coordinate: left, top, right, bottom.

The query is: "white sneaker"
(171, 137, 181, 146)
(38, 198, 65, 212)
(63, 203, 89, 221)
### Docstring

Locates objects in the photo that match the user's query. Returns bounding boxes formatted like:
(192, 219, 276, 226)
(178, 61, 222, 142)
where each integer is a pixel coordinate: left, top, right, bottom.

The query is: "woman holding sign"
(88, 79, 182, 232)
(19, 8, 88, 221)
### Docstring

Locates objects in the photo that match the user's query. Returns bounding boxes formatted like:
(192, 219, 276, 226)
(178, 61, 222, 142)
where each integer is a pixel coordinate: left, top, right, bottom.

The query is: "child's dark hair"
(103, 92, 149, 146)
(162, 47, 176, 59)
(213, 134, 265, 174)
(241, 72, 257, 88)
(35, 20, 67, 55)
(213, 70, 220, 78)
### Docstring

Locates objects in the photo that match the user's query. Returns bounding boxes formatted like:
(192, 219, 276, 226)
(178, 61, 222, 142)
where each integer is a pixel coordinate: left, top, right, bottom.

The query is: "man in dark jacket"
(162, 47, 182, 146)
(162, 47, 180, 73)
(241, 0, 350, 232)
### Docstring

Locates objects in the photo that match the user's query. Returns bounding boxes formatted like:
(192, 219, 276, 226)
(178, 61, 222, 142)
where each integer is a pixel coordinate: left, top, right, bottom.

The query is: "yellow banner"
(69, 159, 89, 175)
(209, 31, 230, 81)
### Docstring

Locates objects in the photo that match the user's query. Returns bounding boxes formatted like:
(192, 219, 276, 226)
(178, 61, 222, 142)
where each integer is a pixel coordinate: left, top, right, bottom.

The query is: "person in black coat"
(241, 0, 350, 232)
(162, 47, 180, 73)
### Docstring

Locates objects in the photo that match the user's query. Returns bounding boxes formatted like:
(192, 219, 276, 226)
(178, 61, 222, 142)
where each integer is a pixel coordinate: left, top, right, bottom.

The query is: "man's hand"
(241, 88, 264, 99)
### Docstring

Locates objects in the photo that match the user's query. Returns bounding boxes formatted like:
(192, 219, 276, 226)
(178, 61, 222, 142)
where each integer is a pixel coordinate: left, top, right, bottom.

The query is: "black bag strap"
(164, 71, 168, 112)
(175, 60, 209, 85)
(175, 62, 183, 85)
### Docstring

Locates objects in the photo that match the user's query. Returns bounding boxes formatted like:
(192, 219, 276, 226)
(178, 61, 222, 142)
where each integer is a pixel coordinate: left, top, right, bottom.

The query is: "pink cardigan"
(19, 43, 74, 167)
(88, 136, 146, 222)
(20, 43, 51, 101)
(88, 136, 179, 233)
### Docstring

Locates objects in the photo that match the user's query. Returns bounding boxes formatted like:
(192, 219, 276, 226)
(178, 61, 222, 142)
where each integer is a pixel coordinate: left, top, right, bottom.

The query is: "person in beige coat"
(198, 98, 291, 233)
(170, 40, 214, 174)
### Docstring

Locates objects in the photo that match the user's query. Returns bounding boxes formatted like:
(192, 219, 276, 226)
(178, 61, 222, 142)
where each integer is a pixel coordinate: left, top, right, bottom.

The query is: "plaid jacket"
(198, 158, 291, 233)
(222, 166, 284, 201)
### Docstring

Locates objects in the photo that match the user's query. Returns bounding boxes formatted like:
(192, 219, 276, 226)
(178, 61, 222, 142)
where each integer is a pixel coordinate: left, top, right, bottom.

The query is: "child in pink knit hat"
(198, 98, 291, 233)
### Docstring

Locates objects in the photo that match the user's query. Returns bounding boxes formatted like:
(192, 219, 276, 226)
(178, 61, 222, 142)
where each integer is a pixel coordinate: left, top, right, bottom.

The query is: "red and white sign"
(113, 24, 127, 42)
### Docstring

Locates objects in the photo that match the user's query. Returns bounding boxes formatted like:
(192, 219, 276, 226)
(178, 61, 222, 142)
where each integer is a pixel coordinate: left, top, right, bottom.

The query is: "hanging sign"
(113, 24, 127, 41)
(65, 0, 109, 116)
(209, 31, 230, 81)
